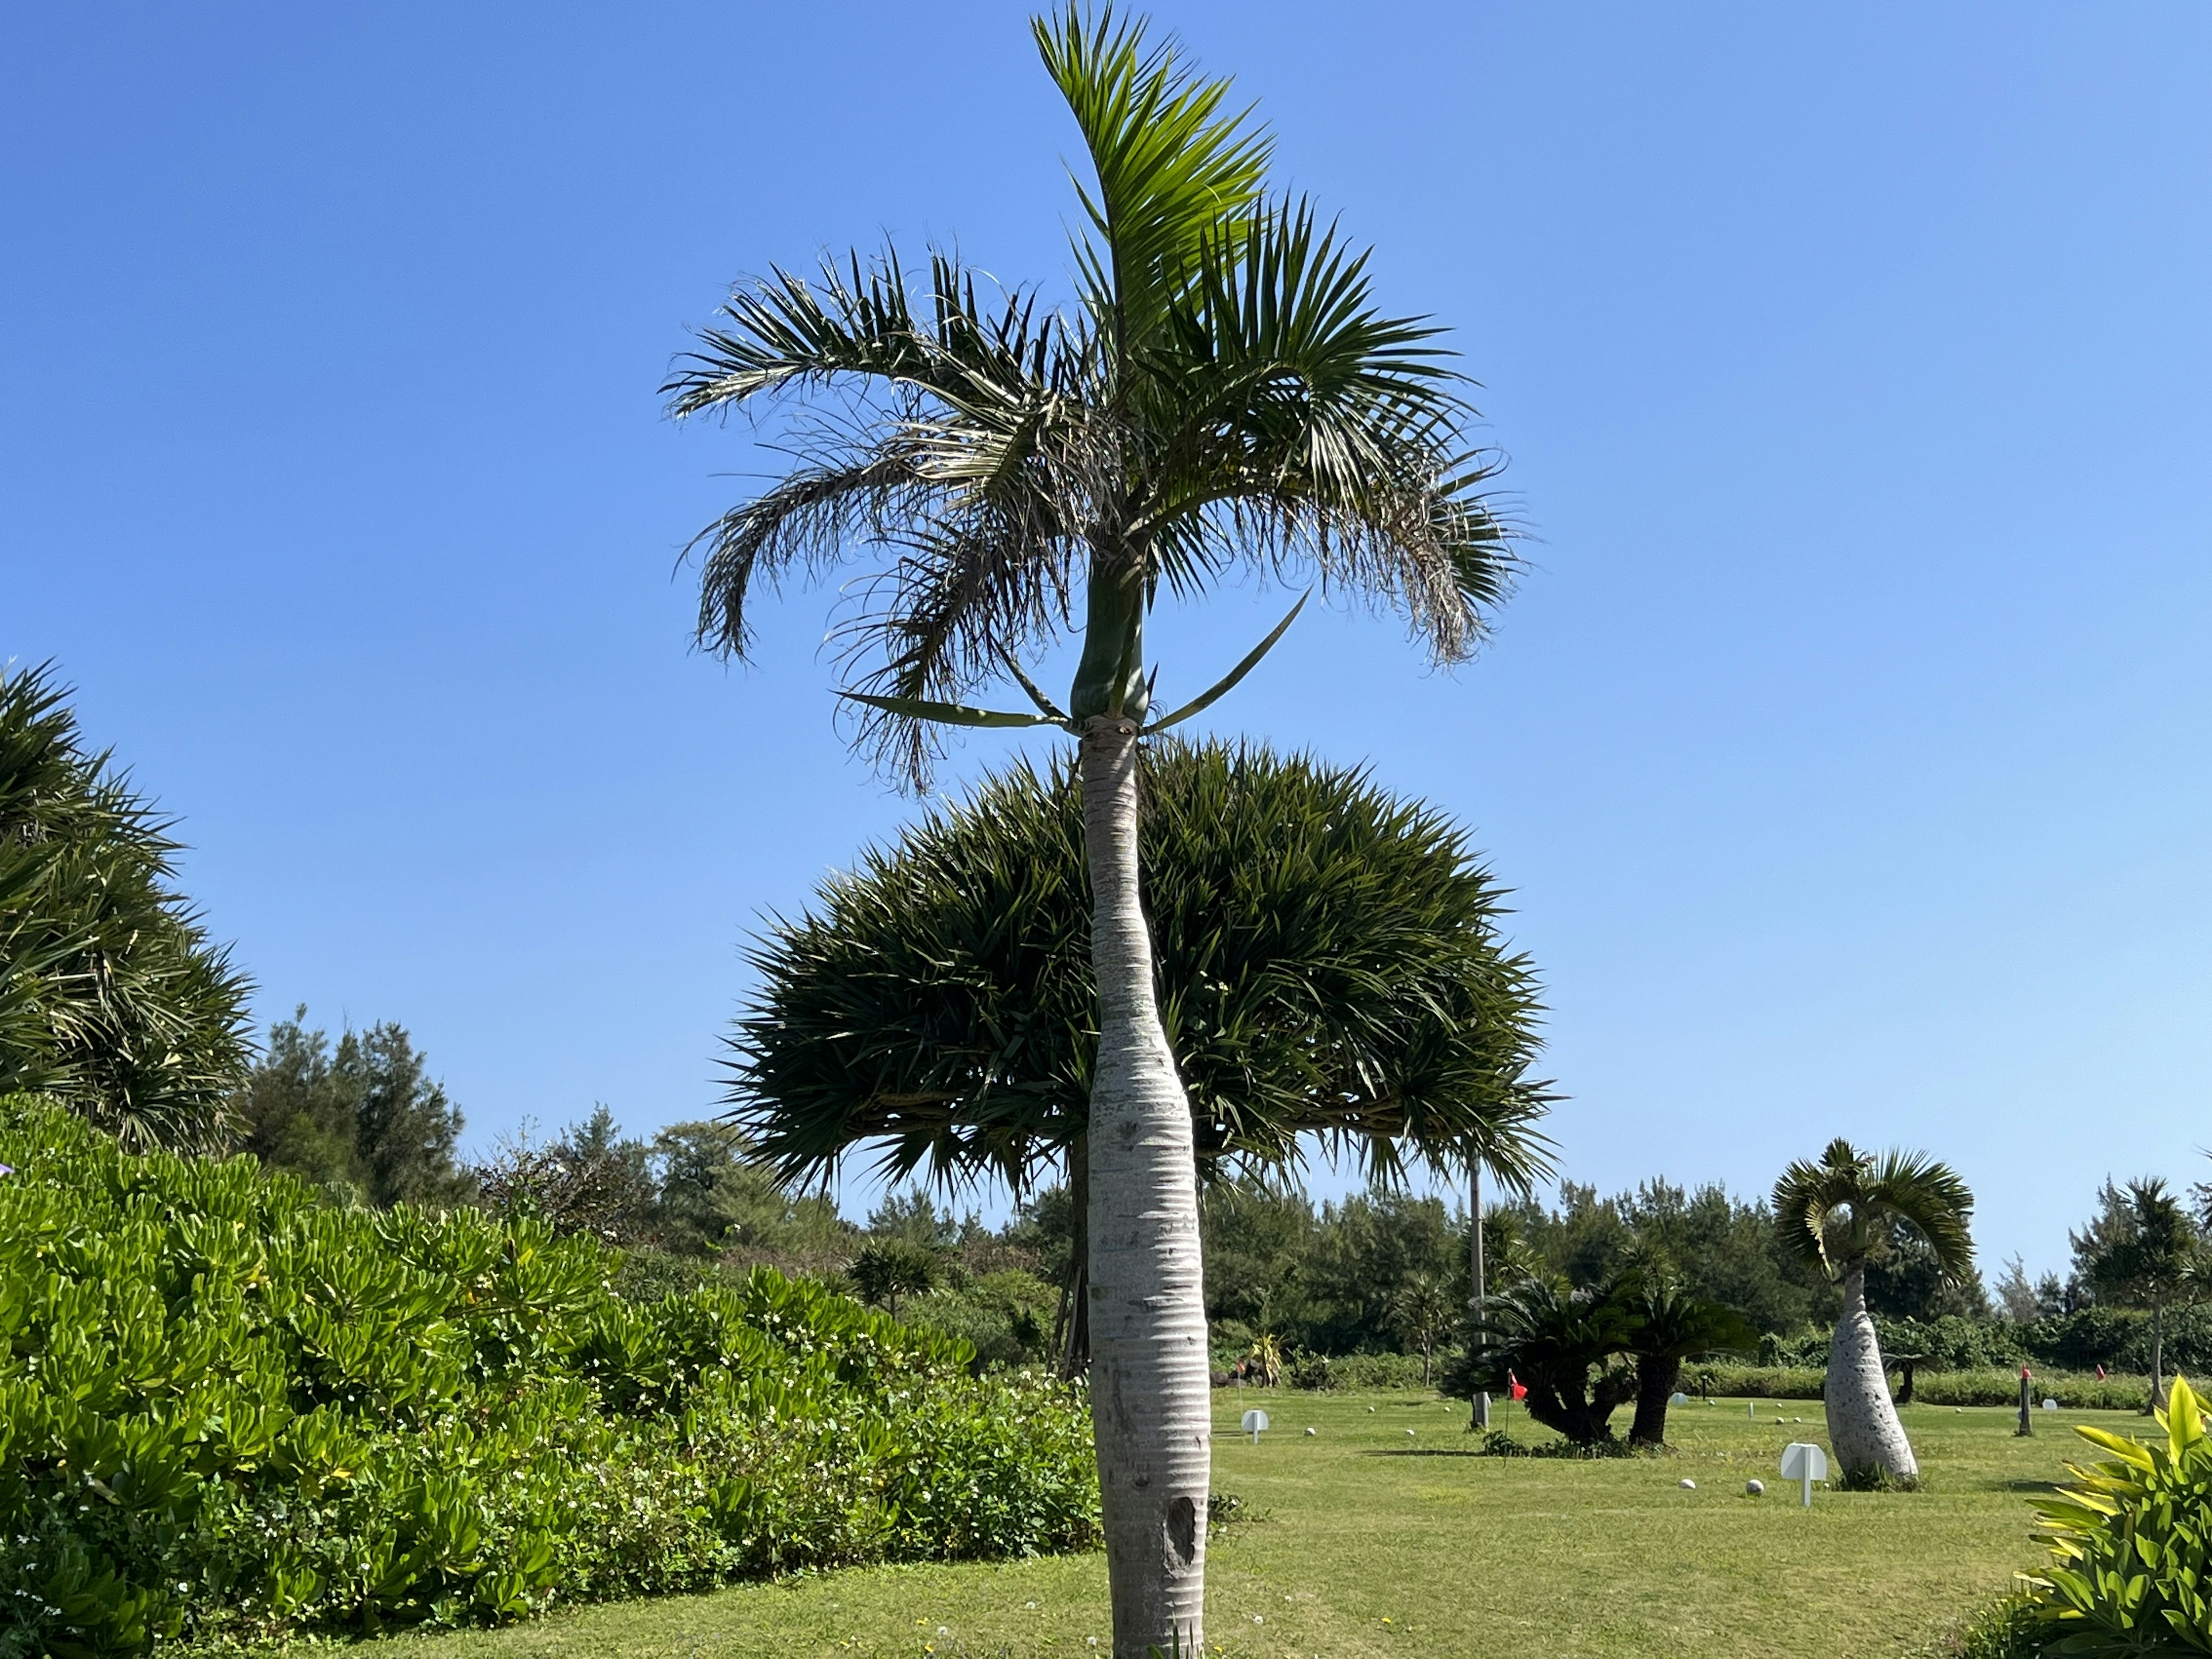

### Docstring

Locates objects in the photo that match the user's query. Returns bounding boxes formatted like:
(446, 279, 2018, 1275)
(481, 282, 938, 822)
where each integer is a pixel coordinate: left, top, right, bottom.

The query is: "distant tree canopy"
(0, 662, 252, 1149)
(236, 1009, 470, 1208)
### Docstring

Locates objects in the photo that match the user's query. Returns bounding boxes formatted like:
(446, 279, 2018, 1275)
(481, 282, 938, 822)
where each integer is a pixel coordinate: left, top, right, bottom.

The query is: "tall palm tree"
(2086, 1177, 2207, 1412)
(663, 14, 1517, 1652)
(1772, 1139, 1974, 1482)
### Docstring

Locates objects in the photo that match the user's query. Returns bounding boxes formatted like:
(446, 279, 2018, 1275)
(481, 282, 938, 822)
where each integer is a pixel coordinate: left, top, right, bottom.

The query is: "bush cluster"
(1699, 1364, 2150, 1410)
(0, 1097, 1098, 1657)
(1281, 1351, 1434, 1392)
(1759, 1309, 2212, 1380)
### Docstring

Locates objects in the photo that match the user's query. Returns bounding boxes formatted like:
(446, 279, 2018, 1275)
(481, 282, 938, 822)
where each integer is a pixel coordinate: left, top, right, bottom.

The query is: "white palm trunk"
(1080, 715, 1210, 1659)
(1824, 1265, 1917, 1481)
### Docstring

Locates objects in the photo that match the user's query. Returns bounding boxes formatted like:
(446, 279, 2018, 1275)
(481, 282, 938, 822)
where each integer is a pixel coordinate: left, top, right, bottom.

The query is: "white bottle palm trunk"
(1825, 1264, 1916, 1481)
(1080, 715, 1210, 1659)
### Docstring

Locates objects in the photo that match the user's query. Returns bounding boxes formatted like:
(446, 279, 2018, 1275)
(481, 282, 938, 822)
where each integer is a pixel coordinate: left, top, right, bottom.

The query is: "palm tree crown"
(1772, 1137, 1975, 1284)
(663, 7, 1516, 783)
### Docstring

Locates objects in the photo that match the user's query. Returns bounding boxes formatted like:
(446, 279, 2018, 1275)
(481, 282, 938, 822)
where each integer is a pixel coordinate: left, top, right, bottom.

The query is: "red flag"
(1506, 1370, 1528, 1402)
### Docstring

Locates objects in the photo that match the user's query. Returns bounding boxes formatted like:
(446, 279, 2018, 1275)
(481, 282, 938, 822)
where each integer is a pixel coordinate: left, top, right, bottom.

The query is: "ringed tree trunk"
(1079, 714, 1210, 1659)
(1824, 1265, 1918, 1481)
(1629, 1354, 1680, 1448)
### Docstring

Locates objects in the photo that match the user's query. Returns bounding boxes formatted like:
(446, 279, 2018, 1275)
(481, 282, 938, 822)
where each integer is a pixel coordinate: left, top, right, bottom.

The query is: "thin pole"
(1471, 1155, 1490, 1431)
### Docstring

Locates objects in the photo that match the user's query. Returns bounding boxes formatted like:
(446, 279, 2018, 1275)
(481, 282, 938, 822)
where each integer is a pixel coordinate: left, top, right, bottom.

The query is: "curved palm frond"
(1033, 5, 1271, 353)
(1864, 1145, 1977, 1282)
(1131, 198, 1517, 657)
(1772, 1136, 1975, 1282)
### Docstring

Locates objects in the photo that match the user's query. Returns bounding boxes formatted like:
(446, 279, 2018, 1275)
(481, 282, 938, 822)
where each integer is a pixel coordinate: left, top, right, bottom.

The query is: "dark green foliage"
(1469, 1277, 1641, 1445)
(902, 1271, 1060, 1370)
(0, 1096, 1098, 1657)
(236, 1009, 469, 1208)
(729, 739, 1552, 1196)
(1284, 1351, 1433, 1392)
(848, 1238, 940, 1316)
(1623, 1278, 1759, 1445)
(1762, 1315, 2029, 1373)
(2075, 1179, 2210, 1401)
(2021, 1305, 2212, 1377)
(1463, 1272, 1753, 1446)
(1869, 1225, 1996, 1320)
(1498, 1179, 1834, 1335)
(468, 1111, 857, 1271)
(1293, 1191, 1467, 1356)
(0, 664, 252, 1151)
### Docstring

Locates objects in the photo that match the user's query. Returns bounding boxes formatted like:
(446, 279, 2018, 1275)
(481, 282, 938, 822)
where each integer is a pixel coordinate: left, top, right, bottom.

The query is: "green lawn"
(384, 1389, 2105, 1659)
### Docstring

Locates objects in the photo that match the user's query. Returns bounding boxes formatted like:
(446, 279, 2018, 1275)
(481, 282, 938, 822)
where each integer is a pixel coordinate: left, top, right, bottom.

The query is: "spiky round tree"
(727, 739, 1553, 1372)
(665, 12, 1517, 1645)
(0, 663, 252, 1149)
(1773, 1138, 1975, 1481)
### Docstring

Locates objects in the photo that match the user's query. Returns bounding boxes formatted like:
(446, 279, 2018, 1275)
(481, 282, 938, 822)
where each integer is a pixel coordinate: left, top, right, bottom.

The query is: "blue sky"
(6, 3, 2209, 1277)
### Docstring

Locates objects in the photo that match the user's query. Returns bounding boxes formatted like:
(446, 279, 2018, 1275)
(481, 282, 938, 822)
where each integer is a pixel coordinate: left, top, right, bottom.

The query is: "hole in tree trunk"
(1166, 1495, 1196, 1565)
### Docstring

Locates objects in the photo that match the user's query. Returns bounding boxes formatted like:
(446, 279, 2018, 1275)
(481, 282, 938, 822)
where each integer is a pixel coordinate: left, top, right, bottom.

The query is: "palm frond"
(1033, 6, 1271, 352)
(1865, 1147, 1977, 1281)
(1772, 1137, 1975, 1281)
(1130, 198, 1519, 660)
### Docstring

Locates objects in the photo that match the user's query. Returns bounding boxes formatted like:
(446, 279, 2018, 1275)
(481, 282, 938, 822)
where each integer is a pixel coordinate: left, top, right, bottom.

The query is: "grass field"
(382, 1388, 2111, 1659)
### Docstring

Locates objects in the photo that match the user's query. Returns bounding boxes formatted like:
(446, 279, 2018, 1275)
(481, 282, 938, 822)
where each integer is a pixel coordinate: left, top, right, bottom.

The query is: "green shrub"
(2016, 1374, 2212, 1652)
(1915, 1598, 2043, 1659)
(901, 1271, 1058, 1369)
(0, 1096, 1097, 1657)
(1698, 1365, 2147, 1410)
(1283, 1352, 1432, 1392)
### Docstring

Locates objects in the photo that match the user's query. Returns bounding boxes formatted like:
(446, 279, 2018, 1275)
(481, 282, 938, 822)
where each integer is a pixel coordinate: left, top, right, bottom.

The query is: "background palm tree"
(1622, 1274, 1757, 1447)
(665, 15, 1517, 1649)
(847, 1238, 940, 1319)
(1390, 1272, 1457, 1387)
(1472, 1276, 1641, 1446)
(1772, 1138, 1975, 1482)
(2085, 1177, 2209, 1412)
(728, 739, 1553, 1374)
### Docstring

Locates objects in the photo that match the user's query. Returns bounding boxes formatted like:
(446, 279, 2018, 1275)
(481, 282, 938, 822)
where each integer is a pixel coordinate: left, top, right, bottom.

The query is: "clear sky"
(6, 3, 2209, 1279)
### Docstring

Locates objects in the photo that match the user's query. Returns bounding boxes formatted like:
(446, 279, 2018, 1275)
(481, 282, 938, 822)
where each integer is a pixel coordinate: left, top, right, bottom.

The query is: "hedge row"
(1696, 1365, 2152, 1410)
(0, 1097, 1097, 1656)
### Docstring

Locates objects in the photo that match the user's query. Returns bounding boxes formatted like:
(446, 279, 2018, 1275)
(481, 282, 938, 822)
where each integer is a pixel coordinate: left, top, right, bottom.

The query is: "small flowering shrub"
(0, 1097, 1097, 1656)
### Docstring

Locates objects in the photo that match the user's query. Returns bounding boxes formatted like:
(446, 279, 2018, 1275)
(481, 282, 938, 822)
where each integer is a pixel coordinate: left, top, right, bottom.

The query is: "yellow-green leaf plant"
(2021, 1373, 2212, 1652)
